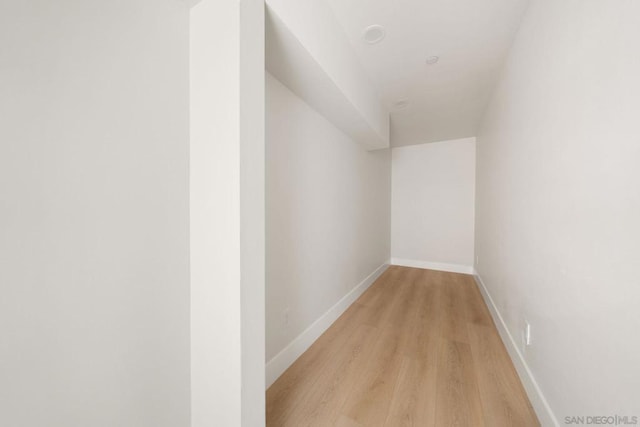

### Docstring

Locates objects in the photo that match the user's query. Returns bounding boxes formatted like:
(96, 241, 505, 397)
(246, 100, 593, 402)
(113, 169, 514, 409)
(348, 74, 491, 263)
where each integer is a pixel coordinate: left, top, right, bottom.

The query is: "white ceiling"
(325, 0, 530, 147)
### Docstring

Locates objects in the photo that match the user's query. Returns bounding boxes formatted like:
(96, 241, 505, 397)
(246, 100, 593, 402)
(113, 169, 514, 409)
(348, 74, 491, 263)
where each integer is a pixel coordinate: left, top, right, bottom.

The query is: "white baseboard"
(391, 257, 474, 275)
(473, 273, 559, 427)
(265, 262, 390, 389)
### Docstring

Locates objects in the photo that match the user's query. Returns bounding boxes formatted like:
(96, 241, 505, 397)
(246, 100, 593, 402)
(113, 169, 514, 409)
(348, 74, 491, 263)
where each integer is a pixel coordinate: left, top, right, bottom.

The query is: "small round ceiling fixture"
(394, 99, 410, 109)
(426, 55, 440, 65)
(362, 25, 386, 44)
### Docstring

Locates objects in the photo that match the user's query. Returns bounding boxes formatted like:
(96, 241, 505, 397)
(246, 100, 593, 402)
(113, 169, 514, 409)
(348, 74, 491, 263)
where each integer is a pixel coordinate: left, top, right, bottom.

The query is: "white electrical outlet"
(283, 308, 290, 326)
(524, 321, 531, 347)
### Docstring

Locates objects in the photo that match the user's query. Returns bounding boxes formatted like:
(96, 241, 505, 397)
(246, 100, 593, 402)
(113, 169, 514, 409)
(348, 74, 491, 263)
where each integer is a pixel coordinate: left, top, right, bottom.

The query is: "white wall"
(189, 1, 240, 425)
(238, 0, 266, 425)
(265, 73, 391, 383)
(391, 138, 476, 273)
(475, 0, 640, 423)
(190, 0, 265, 426)
(0, 1, 190, 426)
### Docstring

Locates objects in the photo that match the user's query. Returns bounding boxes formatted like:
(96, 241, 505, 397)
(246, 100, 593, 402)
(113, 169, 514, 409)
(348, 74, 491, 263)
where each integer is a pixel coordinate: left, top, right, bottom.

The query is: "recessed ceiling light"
(394, 99, 409, 109)
(426, 56, 440, 65)
(362, 25, 386, 44)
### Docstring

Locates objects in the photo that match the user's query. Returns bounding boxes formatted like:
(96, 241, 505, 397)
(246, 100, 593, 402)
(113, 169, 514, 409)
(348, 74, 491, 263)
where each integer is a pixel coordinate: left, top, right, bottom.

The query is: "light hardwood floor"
(266, 266, 539, 427)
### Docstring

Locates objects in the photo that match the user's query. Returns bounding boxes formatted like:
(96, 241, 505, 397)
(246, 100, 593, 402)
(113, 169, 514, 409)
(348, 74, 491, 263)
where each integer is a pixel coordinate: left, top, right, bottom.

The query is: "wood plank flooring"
(266, 266, 539, 427)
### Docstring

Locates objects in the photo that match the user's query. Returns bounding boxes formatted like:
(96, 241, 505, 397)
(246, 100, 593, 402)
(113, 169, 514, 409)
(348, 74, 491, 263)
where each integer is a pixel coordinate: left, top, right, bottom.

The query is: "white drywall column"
(239, 0, 266, 425)
(190, 0, 265, 426)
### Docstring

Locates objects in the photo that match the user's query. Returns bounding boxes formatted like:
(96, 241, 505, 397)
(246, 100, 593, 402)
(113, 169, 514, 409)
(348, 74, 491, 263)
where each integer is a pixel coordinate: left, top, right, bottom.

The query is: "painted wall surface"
(238, 0, 266, 425)
(391, 138, 476, 272)
(475, 0, 640, 422)
(0, 1, 190, 426)
(265, 72, 391, 363)
(190, 1, 240, 425)
(190, 0, 265, 425)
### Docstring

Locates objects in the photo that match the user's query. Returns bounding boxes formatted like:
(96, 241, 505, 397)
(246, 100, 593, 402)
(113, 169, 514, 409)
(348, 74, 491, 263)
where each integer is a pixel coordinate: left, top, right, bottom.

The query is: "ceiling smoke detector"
(426, 56, 440, 65)
(362, 25, 386, 44)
